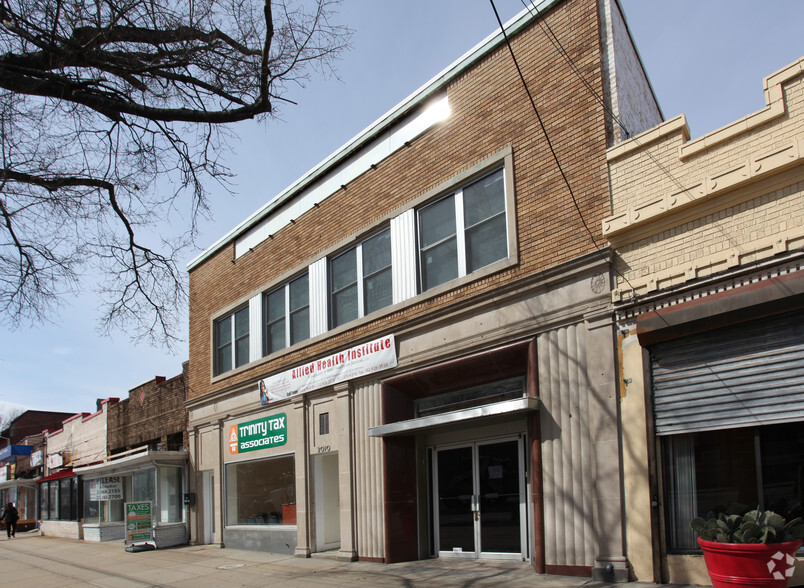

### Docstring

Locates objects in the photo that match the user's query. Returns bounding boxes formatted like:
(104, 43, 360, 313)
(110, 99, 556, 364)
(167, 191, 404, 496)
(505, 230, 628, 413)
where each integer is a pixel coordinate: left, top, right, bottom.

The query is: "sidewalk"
(1, 530, 702, 587)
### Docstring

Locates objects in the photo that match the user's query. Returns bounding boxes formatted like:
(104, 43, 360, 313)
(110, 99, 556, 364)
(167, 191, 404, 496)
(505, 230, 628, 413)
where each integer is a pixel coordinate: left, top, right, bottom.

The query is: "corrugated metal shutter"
(651, 310, 804, 435)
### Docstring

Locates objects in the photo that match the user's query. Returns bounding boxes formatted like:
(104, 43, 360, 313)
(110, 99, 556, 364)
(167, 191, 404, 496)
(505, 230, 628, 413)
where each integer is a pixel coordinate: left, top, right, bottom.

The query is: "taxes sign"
(229, 413, 287, 455)
(125, 501, 153, 543)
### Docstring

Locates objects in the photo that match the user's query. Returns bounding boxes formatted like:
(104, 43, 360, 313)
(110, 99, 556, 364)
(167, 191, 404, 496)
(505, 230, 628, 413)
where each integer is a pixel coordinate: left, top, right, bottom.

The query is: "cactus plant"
(690, 508, 804, 544)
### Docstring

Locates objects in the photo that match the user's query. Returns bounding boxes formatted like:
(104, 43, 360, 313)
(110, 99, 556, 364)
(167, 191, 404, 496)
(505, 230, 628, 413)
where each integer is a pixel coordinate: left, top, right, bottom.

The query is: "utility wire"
(519, 0, 706, 228)
(488, 0, 616, 275)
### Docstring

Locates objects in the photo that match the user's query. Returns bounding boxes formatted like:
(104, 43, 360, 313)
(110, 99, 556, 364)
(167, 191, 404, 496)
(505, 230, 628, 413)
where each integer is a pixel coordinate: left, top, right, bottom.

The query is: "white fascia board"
(187, 0, 559, 271)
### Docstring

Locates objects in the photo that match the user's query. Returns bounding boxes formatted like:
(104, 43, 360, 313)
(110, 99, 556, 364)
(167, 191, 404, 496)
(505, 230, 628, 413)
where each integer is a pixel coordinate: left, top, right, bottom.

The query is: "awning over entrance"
(368, 396, 539, 437)
(0, 478, 37, 489)
(73, 449, 187, 477)
(38, 469, 74, 483)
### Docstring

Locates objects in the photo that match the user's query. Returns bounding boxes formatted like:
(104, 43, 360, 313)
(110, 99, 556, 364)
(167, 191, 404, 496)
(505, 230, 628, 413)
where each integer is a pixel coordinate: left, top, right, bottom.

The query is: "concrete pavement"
(0, 530, 703, 587)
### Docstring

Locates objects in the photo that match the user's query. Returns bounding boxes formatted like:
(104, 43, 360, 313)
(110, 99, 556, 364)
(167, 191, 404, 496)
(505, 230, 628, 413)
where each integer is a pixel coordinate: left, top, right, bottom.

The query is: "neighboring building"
(39, 399, 118, 540)
(186, 0, 660, 582)
(0, 410, 74, 530)
(605, 58, 804, 584)
(80, 370, 190, 548)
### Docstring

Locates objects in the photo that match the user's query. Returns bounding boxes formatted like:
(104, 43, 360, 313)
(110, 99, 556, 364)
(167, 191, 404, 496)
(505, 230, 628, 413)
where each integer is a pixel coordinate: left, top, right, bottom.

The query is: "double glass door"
(433, 438, 526, 559)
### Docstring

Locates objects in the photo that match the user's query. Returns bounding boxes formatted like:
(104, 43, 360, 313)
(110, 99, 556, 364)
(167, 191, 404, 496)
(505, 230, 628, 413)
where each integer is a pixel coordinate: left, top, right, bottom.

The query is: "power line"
(488, 0, 620, 281)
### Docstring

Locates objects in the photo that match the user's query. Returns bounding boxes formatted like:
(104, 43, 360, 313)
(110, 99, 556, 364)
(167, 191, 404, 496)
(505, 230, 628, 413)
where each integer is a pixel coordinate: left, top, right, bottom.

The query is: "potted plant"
(690, 509, 803, 588)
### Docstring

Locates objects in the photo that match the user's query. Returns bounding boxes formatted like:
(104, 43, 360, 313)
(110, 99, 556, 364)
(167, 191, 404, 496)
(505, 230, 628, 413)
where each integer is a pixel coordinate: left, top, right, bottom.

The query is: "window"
(225, 455, 296, 525)
(264, 274, 309, 355)
(83, 477, 125, 524)
(663, 422, 804, 552)
(158, 466, 184, 523)
(418, 168, 506, 291)
(330, 228, 392, 327)
(39, 477, 78, 521)
(214, 306, 249, 375)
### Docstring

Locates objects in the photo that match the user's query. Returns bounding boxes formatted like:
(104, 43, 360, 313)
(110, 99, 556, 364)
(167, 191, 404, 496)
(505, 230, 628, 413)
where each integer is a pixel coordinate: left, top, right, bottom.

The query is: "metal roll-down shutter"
(651, 310, 804, 435)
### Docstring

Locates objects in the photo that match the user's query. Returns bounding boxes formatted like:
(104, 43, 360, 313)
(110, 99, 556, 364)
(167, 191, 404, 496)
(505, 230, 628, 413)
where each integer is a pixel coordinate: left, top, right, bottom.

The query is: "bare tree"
(0, 405, 24, 434)
(0, 0, 350, 348)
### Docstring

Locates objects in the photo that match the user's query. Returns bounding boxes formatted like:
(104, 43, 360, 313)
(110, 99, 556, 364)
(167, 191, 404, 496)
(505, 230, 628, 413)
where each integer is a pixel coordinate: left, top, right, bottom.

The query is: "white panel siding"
(538, 323, 595, 568)
(391, 209, 417, 304)
(353, 380, 385, 560)
(249, 294, 262, 362)
(308, 259, 328, 338)
(231, 97, 449, 260)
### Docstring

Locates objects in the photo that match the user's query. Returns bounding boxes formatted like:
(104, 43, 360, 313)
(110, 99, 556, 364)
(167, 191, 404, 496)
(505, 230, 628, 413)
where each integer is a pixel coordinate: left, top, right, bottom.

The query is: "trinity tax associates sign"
(229, 414, 287, 455)
(259, 334, 397, 404)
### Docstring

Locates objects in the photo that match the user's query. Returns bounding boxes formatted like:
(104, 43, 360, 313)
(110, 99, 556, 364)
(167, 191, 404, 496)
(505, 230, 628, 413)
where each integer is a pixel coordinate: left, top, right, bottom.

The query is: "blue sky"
(1, 0, 802, 416)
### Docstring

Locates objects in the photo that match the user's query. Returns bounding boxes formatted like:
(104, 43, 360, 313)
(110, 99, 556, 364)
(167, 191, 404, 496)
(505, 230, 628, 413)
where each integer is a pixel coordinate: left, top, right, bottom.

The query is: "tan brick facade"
(606, 58, 804, 302)
(607, 57, 804, 585)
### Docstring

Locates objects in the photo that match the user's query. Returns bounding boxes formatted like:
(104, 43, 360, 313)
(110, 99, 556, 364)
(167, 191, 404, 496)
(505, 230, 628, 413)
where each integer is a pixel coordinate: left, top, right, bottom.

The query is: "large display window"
(39, 477, 78, 521)
(83, 467, 184, 525)
(663, 421, 804, 551)
(226, 455, 295, 525)
(83, 477, 125, 524)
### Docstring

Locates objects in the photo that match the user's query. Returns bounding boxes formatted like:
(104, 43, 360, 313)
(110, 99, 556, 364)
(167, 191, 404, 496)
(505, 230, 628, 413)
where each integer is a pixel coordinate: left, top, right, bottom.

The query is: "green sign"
(229, 413, 287, 455)
(125, 501, 153, 543)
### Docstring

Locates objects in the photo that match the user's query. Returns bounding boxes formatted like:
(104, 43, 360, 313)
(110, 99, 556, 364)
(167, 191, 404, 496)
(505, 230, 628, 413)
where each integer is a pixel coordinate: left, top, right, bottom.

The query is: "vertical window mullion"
(230, 315, 237, 368)
(284, 284, 291, 349)
(754, 428, 764, 510)
(356, 243, 365, 318)
(455, 189, 467, 277)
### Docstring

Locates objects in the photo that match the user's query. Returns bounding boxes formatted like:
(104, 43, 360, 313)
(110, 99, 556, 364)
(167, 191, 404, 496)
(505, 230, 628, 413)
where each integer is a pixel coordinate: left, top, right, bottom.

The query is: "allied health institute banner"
(260, 334, 397, 404)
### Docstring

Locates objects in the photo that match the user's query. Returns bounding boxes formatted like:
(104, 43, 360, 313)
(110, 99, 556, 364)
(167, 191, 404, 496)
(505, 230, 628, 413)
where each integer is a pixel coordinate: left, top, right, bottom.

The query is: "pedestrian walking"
(1, 502, 19, 538)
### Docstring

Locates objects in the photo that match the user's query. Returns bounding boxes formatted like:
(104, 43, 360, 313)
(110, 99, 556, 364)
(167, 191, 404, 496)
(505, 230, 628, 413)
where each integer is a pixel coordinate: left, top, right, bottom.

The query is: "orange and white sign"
(228, 425, 239, 455)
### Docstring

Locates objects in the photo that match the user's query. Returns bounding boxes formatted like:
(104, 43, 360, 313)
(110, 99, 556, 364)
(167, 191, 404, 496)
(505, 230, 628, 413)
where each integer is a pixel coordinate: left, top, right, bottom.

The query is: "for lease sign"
(229, 413, 287, 455)
(89, 476, 123, 501)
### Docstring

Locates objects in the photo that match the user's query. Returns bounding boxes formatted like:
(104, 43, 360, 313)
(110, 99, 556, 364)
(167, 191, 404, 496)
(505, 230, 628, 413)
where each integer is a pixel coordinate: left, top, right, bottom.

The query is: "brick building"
(606, 58, 804, 584)
(0, 410, 74, 529)
(107, 368, 188, 454)
(76, 370, 191, 548)
(39, 399, 118, 540)
(186, 0, 660, 581)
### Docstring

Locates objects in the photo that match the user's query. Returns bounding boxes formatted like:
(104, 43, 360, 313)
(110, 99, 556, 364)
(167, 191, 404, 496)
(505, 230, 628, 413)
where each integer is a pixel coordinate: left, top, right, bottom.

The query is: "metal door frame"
(431, 435, 526, 560)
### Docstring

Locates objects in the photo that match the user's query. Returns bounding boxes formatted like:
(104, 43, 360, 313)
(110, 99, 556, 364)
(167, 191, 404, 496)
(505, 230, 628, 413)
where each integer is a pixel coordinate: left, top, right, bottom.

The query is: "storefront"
(222, 411, 296, 552)
(651, 309, 804, 552)
(74, 448, 188, 546)
(0, 444, 37, 530)
(189, 253, 626, 579)
(38, 469, 80, 539)
(0, 479, 37, 532)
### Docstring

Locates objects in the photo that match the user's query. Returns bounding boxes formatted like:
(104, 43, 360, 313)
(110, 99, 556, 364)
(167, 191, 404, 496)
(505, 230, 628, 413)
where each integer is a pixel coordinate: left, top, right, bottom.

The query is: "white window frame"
(417, 168, 507, 292)
(214, 305, 249, 375)
(329, 227, 392, 328)
(264, 273, 310, 355)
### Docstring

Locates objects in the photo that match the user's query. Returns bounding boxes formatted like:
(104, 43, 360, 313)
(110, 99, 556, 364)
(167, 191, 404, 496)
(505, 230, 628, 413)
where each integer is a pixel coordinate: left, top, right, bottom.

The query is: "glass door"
(433, 437, 525, 559)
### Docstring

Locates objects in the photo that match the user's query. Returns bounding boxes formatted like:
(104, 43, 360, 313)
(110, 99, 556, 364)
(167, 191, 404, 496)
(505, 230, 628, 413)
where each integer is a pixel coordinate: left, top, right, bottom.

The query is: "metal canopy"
(368, 396, 539, 438)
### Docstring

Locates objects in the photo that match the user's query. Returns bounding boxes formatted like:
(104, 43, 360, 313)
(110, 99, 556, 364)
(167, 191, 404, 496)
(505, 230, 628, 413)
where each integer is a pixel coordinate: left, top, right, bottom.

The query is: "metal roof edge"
(187, 0, 561, 271)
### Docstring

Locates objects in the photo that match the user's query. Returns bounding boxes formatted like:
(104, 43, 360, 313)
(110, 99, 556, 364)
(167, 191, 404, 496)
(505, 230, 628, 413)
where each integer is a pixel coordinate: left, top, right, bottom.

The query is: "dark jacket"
(1, 505, 19, 523)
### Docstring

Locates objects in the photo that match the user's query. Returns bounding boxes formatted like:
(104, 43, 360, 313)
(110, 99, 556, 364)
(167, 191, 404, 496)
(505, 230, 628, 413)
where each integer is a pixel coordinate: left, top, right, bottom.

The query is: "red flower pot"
(698, 537, 802, 587)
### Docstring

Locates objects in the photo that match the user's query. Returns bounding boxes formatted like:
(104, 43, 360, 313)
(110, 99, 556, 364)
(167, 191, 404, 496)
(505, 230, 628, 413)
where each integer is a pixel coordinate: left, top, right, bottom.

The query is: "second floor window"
(418, 168, 506, 291)
(215, 306, 249, 375)
(265, 273, 310, 355)
(330, 228, 392, 328)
